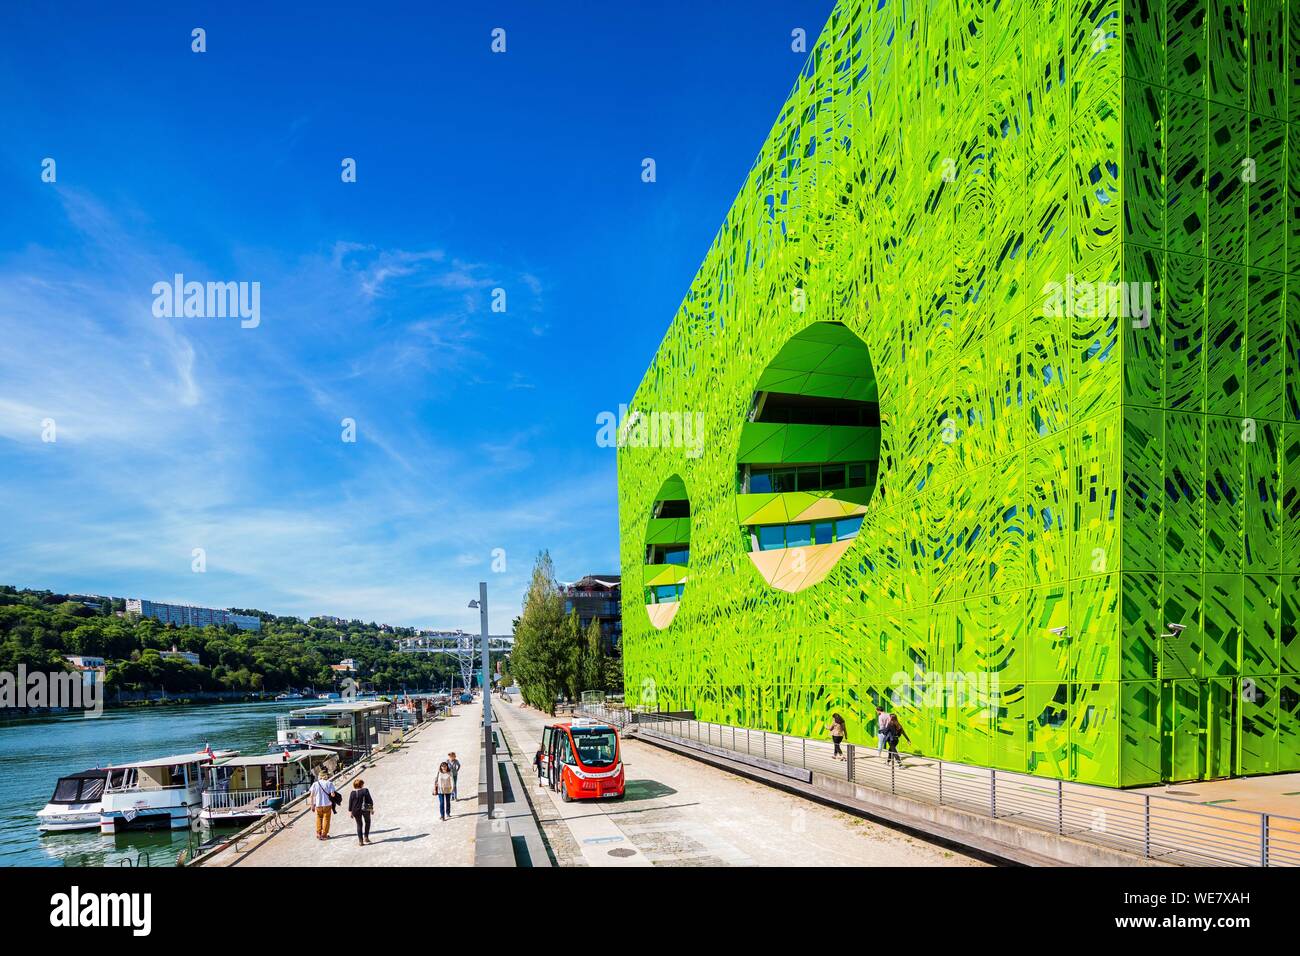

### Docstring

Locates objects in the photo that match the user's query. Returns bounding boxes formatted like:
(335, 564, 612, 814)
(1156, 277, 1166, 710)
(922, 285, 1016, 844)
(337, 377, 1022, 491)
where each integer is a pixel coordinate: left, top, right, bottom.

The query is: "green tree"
(510, 552, 581, 713)
(578, 617, 604, 696)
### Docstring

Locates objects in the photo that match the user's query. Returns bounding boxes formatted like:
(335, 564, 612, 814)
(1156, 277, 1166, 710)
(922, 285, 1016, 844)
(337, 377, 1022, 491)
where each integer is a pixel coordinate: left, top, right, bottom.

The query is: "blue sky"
(0, 1, 835, 631)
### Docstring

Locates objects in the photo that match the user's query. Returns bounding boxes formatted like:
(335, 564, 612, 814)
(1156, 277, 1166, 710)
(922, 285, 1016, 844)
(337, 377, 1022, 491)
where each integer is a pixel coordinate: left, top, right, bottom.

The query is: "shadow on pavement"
(371, 832, 429, 844)
(622, 779, 678, 801)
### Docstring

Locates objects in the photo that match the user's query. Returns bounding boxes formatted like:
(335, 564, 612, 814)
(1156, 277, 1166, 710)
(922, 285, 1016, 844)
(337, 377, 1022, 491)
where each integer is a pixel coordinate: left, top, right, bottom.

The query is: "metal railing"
(105, 781, 195, 794)
(626, 713, 1300, 868)
(202, 785, 308, 813)
(574, 702, 636, 729)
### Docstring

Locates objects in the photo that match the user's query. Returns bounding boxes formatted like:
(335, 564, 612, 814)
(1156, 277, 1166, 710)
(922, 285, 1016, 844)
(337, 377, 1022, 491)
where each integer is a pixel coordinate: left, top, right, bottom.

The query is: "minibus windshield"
(571, 728, 617, 767)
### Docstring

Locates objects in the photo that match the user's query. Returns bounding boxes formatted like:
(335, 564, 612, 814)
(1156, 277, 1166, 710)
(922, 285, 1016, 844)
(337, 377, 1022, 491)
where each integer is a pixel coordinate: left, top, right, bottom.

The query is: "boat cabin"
(275, 700, 397, 754)
(201, 749, 337, 824)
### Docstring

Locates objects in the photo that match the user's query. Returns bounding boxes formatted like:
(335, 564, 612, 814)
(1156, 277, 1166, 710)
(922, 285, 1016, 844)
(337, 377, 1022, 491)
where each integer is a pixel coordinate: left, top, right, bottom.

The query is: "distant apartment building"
(330, 658, 359, 674)
(125, 598, 261, 632)
(160, 645, 201, 666)
(560, 574, 622, 653)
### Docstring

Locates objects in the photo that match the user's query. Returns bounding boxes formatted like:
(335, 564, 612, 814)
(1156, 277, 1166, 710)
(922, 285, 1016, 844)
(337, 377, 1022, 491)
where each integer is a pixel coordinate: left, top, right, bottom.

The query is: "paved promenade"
(212, 703, 483, 867)
(493, 700, 983, 867)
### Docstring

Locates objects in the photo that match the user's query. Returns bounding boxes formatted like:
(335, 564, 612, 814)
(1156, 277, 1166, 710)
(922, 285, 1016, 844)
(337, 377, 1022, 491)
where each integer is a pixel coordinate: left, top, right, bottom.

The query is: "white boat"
(37, 768, 122, 833)
(200, 749, 336, 825)
(98, 749, 236, 833)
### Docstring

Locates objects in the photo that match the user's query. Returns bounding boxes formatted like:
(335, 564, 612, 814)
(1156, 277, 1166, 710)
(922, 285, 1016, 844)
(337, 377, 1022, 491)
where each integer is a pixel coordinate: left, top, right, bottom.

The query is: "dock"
(197, 703, 483, 867)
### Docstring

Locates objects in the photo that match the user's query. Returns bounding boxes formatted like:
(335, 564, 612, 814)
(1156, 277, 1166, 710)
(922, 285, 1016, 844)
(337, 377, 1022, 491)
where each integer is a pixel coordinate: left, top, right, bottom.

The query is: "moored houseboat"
(274, 699, 399, 756)
(200, 749, 336, 825)
(98, 749, 236, 833)
(37, 768, 121, 833)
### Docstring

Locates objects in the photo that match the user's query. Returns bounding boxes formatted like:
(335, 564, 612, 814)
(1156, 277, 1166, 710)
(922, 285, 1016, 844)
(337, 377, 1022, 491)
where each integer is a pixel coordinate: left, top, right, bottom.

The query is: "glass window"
(53, 778, 82, 802)
(772, 470, 797, 493)
(748, 470, 772, 494)
(79, 778, 106, 801)
(849, 463, 867, 486)
(663, 547, 689, 565)
(797, 467, 821, 492)
(785, 523, 812, 548)
(835, 516, 863, 539)
(571, 728, 618, 768)
(814, 521, 835, 545)
(821, 465, 846, 489)
(652, 584, 682, 604)
(657, 498, 690, 518)
(757, 525, 785, 551)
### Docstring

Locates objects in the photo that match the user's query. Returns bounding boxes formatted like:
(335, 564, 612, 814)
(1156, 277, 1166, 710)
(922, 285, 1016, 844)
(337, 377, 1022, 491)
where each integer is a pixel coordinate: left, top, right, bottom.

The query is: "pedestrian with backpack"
(308, 769, 338, 841)
(886, 714, 910, 766)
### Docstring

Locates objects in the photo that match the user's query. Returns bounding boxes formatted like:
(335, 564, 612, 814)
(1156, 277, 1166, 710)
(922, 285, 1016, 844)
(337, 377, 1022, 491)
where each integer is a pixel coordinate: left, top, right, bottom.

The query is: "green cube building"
(618, 0, 1300, 785)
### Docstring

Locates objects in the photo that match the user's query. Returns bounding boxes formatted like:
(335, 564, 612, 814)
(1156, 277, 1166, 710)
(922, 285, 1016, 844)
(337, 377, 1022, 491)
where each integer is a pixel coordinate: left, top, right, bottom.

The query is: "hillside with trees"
(0, 585, 465, 695)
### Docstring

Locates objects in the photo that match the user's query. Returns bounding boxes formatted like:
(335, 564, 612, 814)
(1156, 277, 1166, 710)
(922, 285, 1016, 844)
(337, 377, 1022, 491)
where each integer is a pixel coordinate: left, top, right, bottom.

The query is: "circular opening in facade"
(736, 321, 880, 592)
(643, 474, 690, 629)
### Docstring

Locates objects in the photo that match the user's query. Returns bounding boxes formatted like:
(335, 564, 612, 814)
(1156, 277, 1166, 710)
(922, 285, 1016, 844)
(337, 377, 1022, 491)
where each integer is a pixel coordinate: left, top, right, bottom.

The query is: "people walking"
(886, 714, 910, 766)
(447, 752, 461, 801)
(828, 712, 847, 760)
(875, 706, 893, 756)
(348, 778, 375, 845)
(434, 761, 454, 820)
(308, 769, 338, 840)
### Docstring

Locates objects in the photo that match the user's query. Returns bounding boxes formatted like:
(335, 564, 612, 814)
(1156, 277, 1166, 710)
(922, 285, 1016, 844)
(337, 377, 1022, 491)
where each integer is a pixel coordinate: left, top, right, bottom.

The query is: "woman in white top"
(433, 762, 454, 821)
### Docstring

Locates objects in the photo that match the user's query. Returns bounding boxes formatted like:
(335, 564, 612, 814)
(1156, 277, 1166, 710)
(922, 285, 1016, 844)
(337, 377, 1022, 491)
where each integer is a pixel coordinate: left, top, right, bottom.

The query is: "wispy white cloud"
(0, 190, 611, 631)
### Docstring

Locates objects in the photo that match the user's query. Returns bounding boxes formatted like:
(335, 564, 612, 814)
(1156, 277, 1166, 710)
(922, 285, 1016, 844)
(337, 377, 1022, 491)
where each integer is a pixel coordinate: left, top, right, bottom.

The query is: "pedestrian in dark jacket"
(447, 752, 462, 800)
(348, 778, 375, 845)
(886, 716, 910, 766)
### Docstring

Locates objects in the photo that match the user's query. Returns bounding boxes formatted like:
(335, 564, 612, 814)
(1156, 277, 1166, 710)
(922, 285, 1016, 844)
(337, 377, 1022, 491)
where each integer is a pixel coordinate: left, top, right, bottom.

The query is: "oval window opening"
(736, 321, 880, 592)
(644, 474, 690, 629)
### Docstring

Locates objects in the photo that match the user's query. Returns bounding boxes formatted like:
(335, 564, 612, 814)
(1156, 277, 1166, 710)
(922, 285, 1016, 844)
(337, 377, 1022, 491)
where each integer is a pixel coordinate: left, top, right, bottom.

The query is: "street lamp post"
(469, 582, 494, 817)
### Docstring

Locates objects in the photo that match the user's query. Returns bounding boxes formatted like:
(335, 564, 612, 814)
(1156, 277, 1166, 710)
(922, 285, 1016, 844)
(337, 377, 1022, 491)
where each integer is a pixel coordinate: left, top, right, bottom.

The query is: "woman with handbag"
(433, 761, 455, 821)
(348, 778, 375, 845)
(827, 712, 848, 761)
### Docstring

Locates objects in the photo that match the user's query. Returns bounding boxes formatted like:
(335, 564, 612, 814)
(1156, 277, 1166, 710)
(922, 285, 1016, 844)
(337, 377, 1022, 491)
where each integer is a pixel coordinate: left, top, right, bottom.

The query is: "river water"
(0, 699, 309, 867)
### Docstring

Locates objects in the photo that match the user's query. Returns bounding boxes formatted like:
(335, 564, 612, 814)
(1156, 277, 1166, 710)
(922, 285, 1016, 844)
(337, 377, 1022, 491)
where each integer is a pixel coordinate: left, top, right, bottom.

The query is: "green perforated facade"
(618, 0, 1300, 785)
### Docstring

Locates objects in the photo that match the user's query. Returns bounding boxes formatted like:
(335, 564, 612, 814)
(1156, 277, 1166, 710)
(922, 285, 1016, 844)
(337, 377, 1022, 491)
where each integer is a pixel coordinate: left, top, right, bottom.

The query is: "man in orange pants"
(308, 770, 337, 839)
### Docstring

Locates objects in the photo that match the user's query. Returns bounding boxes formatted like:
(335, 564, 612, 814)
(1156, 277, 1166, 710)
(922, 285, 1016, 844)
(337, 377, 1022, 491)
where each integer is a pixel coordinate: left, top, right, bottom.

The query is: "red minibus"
(538, 719, 625, 801)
